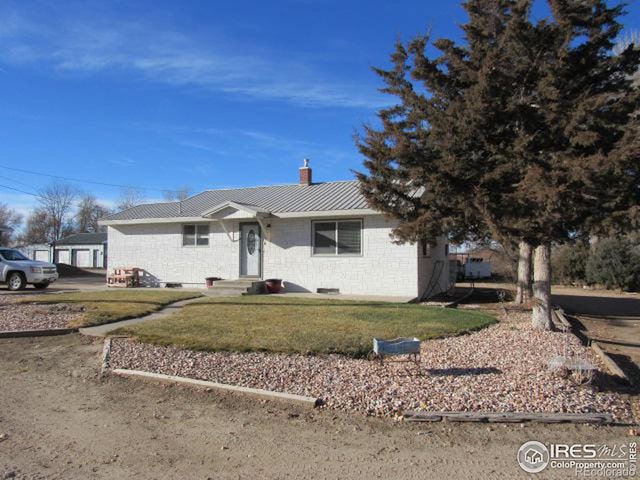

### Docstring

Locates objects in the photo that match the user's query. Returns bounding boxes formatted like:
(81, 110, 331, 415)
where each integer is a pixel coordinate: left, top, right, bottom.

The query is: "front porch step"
(206, 279, 266, 296)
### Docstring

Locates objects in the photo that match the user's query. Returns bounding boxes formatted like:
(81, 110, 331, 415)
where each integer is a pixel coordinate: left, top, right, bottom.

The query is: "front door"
(240, 223, 261, 277)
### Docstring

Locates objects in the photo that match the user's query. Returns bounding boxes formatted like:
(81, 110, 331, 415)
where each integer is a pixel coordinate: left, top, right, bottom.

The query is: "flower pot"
(265, 278, 282, 294)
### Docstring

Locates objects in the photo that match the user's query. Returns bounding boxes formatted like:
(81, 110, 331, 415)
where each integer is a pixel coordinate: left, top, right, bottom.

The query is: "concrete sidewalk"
(79, 297, 203, 337)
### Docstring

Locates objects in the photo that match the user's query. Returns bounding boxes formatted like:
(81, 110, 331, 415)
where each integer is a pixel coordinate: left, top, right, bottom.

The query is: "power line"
(0, 183, 40, 198)
(0, 182, 117, 212)
(0, 164, 185, 194)
(0, 174, 42, 191)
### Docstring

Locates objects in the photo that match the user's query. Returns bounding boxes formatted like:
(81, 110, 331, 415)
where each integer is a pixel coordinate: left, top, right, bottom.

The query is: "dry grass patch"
(116, 295, 496, 357)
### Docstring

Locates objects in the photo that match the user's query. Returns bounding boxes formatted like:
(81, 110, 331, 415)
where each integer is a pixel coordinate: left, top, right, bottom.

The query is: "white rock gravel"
(108, 309, 635, 422)
(0, 295, 84, 331)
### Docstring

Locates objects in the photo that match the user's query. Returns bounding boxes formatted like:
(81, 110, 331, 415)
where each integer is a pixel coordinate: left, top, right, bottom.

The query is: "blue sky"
(1, 0, 639, 219)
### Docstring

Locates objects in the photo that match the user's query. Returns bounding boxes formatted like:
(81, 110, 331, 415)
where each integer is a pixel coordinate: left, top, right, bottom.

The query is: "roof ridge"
(196, 179, 358, 194)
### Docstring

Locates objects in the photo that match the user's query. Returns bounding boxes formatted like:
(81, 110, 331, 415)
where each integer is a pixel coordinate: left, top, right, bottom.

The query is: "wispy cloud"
(107, 156, 137, 167)
(131, 120, 352, 166)
(0, 8, 386, 109)
(127, 120, 354, 179)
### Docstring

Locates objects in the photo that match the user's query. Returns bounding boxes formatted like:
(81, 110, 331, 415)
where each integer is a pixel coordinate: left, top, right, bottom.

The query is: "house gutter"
(98, 209, 380, 226)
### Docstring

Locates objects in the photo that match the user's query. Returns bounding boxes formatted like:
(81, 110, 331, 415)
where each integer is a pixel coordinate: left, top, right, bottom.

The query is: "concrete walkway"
(79, 297, 203, 337)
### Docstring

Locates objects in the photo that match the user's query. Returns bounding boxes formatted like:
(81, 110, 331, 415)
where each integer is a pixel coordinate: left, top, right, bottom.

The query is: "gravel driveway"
(109, 308, 636, 422)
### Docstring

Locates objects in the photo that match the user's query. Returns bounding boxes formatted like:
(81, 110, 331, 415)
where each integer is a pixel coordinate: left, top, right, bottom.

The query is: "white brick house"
(100, 163, 450, 298)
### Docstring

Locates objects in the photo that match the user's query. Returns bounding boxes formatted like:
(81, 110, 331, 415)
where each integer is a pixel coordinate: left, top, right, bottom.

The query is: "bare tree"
(163, 186, 192, 202)
(38, 182, 77, 241)
(76, 194, 112, 233)
(116, 187, 146, 212)
(0, 203, 23, 245)
(19, 208, 53, 244)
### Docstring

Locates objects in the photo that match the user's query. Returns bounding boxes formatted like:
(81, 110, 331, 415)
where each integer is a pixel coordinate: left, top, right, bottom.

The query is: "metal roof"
(103, 181, 372, 221)
(55, 232, 108, 245)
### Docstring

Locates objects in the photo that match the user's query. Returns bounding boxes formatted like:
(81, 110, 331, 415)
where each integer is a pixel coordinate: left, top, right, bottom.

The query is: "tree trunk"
(532, 244, 552, 330)
(514, 241, 533, 304)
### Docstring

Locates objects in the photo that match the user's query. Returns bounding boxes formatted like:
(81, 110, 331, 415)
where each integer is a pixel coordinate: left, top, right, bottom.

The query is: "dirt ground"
(0, 334, 635, 480)
(551, 287, 640, 388)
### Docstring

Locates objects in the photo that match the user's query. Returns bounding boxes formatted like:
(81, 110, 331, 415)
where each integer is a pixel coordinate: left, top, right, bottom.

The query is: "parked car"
(0, 248, 58, 290)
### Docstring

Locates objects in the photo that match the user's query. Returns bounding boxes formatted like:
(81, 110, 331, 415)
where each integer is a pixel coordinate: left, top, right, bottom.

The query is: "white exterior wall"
(417, 238, 451, 299)
(107, 215, 450, 297)
(107, 223, 239, 286)
(262, 216, 418, 296)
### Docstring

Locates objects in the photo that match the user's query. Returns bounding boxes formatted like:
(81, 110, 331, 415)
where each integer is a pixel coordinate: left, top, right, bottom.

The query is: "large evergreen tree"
(357, 0, 639, 329)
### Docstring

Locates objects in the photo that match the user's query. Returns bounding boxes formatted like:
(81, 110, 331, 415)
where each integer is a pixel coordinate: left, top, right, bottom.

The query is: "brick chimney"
(299, 158, 312, 185)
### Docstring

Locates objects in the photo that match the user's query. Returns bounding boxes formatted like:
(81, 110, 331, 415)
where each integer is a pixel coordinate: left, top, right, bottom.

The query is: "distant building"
(449, 252, 492, 280)
(16, 243, 53, 262)
(53, 232, 108, 268)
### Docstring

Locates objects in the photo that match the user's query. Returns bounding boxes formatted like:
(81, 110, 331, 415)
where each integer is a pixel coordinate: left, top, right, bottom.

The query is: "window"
(312, 220, 362, 255)
(182, 224, 209, 246)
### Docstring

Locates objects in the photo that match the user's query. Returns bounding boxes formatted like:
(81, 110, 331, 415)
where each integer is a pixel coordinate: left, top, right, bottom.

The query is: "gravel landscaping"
(0, 296, 84, 331)
(108, 308, 635, 422)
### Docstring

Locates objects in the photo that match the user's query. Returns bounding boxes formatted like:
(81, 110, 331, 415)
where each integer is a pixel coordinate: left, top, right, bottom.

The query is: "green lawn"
(20, 290, 204, 328)
(116, 295, 497, 357)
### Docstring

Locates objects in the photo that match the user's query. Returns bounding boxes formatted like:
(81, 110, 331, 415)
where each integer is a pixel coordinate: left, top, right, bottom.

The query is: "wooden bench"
(107, 267, 141, 288)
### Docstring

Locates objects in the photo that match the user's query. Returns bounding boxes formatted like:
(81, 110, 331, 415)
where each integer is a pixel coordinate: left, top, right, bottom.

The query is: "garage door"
(56, 249, 70, 264)
(34, 250, 49, 262)
(73, 249, 92, 267)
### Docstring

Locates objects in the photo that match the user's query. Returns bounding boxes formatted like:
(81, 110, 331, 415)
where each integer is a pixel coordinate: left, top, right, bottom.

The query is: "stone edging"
(101, 337, 112, 374)
(0, 328, 78, 338)
(403, 410, 616, 424)
(591, 341, 630, 383)
(111, 367, 322, 408)
(553, 307, 630, 384)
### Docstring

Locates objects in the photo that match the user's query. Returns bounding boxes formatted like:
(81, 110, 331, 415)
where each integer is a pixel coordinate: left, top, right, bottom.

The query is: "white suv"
(0, 248, 59, 290)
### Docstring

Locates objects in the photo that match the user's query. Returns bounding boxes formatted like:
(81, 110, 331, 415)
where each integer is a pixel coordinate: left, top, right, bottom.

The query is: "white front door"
(240, 223, 261, 277)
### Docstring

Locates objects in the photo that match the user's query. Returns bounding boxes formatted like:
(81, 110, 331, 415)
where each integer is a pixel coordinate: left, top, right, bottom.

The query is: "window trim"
(182, 223, 210, 247)
(311, 219, 363, 257)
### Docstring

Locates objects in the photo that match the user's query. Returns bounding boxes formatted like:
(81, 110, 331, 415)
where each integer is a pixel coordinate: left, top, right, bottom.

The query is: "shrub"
(586, 238, 640, 291)
(552, 243, 589, 285)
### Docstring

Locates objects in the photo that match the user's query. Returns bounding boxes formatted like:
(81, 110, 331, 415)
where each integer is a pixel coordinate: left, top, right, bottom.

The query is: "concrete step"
(210, 284, 251, 291)
(207, 279, 266, 296)
(205, 288, 246, 296)
(214, 280, 257, 288)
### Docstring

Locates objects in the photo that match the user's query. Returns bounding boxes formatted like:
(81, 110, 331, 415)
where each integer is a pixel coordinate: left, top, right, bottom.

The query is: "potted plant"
(205, 277, 222, 288)
(264, 278, 283, 293)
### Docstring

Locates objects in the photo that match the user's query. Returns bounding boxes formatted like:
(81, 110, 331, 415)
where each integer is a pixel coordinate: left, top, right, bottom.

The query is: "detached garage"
(16, 243, 52, 262)
(54, 232, 107, 269)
